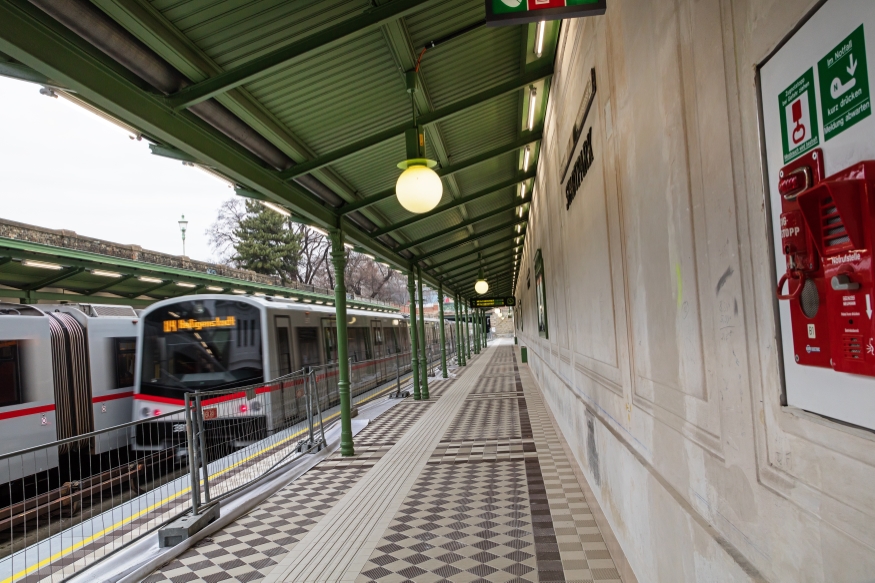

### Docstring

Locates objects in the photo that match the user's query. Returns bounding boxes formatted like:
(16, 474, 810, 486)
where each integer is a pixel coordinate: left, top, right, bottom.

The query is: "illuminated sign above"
(163, 316, 236, 333)
(469, 297, 517, 309)
(486, 0, 606, 27)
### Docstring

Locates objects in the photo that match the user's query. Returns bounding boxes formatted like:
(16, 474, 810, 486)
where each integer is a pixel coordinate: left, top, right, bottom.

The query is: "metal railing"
(0, 411, 197, 582)
(0, 341, 461, 581)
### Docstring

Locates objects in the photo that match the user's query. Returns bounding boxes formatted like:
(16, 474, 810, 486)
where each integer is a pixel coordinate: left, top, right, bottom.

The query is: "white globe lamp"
(396, 159, 442, 214)
(474, 265, 489, 295)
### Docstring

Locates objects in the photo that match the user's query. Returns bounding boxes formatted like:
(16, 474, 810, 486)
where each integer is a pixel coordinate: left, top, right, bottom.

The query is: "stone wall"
(514, 1, 875, 582)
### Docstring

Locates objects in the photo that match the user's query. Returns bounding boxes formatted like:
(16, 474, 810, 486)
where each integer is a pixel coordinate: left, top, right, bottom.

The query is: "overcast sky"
(0, 76, 234, 262)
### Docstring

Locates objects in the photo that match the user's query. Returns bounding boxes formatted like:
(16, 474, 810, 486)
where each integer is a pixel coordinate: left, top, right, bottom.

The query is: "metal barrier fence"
(0, 410, 196, 582)
(0, 343, 460, 582)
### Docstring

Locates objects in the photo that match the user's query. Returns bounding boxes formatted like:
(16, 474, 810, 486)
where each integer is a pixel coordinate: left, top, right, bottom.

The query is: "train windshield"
(140, 299, 263, 398)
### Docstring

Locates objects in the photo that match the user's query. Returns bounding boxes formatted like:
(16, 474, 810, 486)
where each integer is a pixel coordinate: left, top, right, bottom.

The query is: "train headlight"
(141, 407, 151, 418)
(249, 401, 262, 412)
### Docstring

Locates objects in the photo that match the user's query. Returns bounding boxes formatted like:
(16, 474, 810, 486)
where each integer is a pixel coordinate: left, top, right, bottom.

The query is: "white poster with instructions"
(761, 0, 875, 430)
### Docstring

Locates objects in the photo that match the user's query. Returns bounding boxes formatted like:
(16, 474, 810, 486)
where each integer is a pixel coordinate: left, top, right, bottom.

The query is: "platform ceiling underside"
(0, 0, 557, 299)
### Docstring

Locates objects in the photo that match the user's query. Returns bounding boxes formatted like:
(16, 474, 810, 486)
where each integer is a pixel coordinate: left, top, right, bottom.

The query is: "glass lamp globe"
(475, 279, 489, 295)
(396, 163, 442, 213)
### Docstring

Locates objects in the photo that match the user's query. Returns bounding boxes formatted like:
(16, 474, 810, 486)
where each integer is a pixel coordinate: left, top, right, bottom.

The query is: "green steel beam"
(129, 280, 172, 298)
(442, 252, 522, 286)
(22, 266, 85, 291)
(0, 257, 12, 268)
(277, 66, 553, 181)
(455, 271, 516, 290)
(149, 143, 198, 163)
(337, 132, 541, 216)
(85, 273, 137, 294)
(425, 238, 522, 271)
(166, 0, 434, 110)
(0, 1, 336, 228)
(418, 221, 527, 262)
(371, 172, 534, 238)
(396, 196, 530, 251)
(0, 288, 154, 307)
(431, 243, 522, 278)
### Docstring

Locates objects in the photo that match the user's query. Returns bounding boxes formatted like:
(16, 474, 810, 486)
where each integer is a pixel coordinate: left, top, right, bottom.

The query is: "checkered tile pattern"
(515, 354, 622, 583)
(143, 466, 366, 583)
(356, 461, 538, 583)
(145, 397, 433, 583)
(144, 344, 624, 583)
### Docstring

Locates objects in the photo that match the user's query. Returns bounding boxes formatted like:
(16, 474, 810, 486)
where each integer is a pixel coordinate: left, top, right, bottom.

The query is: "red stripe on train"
(0, 404, 56, 420)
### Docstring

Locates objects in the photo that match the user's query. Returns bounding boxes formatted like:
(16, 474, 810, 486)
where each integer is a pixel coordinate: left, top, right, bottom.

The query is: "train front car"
(132, 296, 267, 454)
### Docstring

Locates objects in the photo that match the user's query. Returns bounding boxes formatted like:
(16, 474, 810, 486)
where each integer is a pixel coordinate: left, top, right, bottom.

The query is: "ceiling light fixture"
(260, 200, 291, 216)
(523, 145, 531, 171)
(474, 255, 489, 295)
(535, 21, 546, 57)
(309, 226, 328, 237)
(91, 269, 121, 278)
(22, 259, 63, 270)
(232, 289, 246, 294)
(206, 286, 224, 292)
(527, 86, 537, 131)
(396, 71, 442, 214)
(138, 276, 163, 284)
(176, 282, 196, 288)
(520, 183, 527, 198)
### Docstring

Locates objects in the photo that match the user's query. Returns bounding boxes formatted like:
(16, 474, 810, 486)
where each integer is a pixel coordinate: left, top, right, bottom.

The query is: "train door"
(347, 327, 371, 362)
(371, 320, 384, 357)
(298, 327, 320, 367)
(274, 316, 293, 377)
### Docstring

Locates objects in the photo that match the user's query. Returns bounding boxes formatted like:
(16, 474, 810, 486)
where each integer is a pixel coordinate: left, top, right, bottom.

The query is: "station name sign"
(469, 297, 517, 308)
(163, 316, 236, 333)
(486, 0, 606, 27)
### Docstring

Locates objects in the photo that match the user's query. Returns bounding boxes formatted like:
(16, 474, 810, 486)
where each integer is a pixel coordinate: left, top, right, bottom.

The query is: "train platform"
(141, 339, 625, 583)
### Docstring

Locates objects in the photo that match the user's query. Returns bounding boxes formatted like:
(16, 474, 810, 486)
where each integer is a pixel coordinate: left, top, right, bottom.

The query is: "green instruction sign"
(779, 68, 819, 163)
(818, 25, 870, 140)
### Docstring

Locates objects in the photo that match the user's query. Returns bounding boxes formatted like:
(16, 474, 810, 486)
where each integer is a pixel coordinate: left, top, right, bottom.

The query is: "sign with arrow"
(818, 24, 870, 140)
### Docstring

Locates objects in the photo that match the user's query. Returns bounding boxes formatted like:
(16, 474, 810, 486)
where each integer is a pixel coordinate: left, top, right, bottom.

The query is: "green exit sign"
(486, 0, 606, 26)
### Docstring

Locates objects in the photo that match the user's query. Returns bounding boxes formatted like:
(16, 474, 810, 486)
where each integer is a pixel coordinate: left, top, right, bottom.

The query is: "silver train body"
(131, 295, 457, 452)
(0, 303, 138, 483)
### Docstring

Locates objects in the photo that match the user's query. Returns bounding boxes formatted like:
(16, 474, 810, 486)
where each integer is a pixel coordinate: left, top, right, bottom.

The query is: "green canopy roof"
(0, 0, 557, 299)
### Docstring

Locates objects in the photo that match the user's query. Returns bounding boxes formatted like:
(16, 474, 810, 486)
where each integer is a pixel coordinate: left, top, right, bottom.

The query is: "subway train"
(131, 294, 458, 453)
(0, 302, 139, 483)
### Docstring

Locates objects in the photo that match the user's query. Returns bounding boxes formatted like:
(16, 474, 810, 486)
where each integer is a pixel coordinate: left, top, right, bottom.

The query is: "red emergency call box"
(777, 150, 875, 377)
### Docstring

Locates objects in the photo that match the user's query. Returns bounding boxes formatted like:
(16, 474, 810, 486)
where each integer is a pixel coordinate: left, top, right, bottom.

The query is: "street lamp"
(178, 214, 188, 256)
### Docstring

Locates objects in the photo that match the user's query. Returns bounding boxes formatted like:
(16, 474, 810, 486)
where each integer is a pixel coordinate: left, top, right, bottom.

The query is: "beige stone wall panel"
(515, 0, 875, 581)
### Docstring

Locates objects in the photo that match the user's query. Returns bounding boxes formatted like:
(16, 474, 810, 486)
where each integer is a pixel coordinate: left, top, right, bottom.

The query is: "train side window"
(114, 337, 136, 388)
(0, 341, 22, 407)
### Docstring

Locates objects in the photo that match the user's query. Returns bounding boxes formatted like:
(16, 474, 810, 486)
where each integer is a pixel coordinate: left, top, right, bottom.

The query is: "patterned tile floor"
(143, 343, 622, 583)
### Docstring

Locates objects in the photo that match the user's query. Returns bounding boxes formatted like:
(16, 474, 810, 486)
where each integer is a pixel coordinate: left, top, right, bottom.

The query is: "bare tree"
(206, 198, 246, 265)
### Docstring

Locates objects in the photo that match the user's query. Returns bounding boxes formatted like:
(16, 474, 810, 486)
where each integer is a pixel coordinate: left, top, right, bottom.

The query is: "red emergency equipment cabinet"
(777, 150, 875, 377)
(776, 150, 831, 368)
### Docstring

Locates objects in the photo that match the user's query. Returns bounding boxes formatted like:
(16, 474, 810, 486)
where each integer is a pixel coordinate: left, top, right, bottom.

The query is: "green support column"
(473, 308, 479, 354)
(438, 284, 448, 378)
(483, 311, 488, 347)
(456, 294, 464, 366)
(465, 302, 472, 360)
(407, 270, 421, 400)
(417, 265, 429, 399)
(330, 229, 354, 457)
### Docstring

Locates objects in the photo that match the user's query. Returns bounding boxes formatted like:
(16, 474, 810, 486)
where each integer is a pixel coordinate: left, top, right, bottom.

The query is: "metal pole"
(475, 309, 481, 353)
(395, 351, 401, 395)
(312, 370, 326, 446)
(194, 393, 211, 503)
(305, 368, 315, 445)
(407, 270, 421, 400)
(330, 229, 354, 457)
(458, 295, 465, 365)
(438, 284, 448, 378)
(464, 302, 471, 360)
(185, 393, 200, 515)
(417, 265, 429, 399)
(453, 295, 460, 366)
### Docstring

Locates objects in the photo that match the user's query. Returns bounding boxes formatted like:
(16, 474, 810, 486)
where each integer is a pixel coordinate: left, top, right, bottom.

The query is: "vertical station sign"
(486, 0, 606, 26)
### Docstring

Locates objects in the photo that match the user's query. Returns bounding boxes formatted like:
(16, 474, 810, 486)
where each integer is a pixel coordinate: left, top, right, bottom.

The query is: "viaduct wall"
(514, 1, 875, 581)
